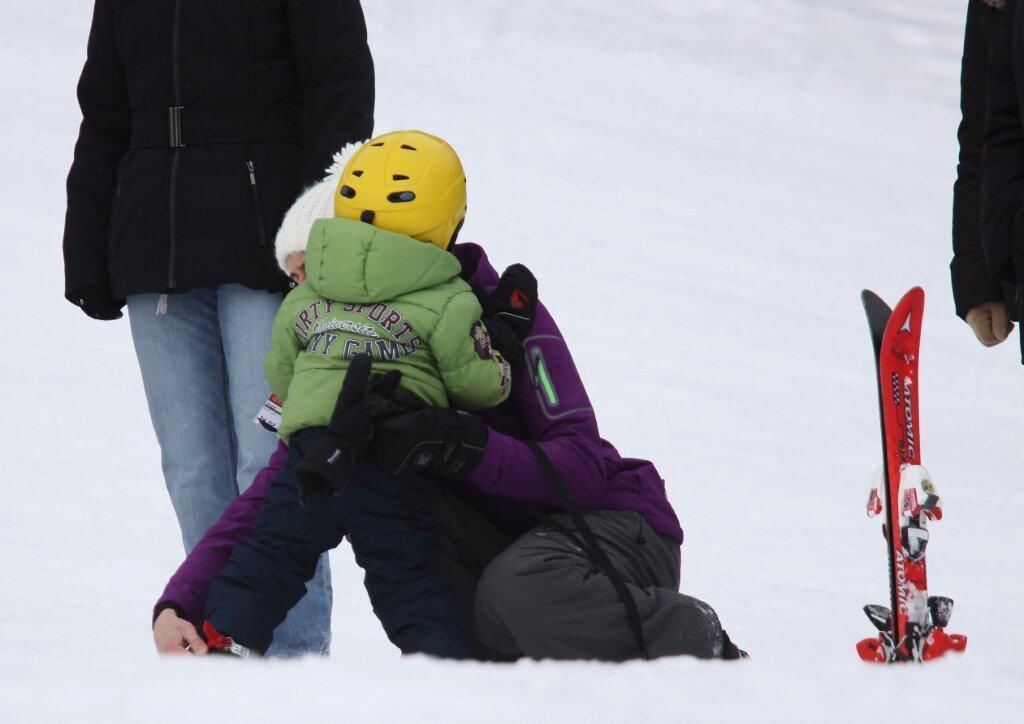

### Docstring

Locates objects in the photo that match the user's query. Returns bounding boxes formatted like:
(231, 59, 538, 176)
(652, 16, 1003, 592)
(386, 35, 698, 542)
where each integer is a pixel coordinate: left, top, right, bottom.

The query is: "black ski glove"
(472, 264, 538, 366)
(295, 355, 407, 500)
(368, 406, 489, 481)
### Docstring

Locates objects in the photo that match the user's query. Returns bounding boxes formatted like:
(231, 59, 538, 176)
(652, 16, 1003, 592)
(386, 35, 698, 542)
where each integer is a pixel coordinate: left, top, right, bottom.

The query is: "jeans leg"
(216, 284, 332, 658)
(127, 290, 237, 552)
(214, 283, 282, 494)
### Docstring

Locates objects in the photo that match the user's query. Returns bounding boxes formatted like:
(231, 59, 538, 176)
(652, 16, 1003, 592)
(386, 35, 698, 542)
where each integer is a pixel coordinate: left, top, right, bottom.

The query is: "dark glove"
(295, 355, 406, 500)
(472, 264, 538, 364)
(72, 286, 124, 321)
(369, 406, 489, 480)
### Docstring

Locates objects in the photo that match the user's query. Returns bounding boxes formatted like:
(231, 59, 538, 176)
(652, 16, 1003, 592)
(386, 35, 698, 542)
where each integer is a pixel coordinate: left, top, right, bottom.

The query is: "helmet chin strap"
(447, 218, 465, 248)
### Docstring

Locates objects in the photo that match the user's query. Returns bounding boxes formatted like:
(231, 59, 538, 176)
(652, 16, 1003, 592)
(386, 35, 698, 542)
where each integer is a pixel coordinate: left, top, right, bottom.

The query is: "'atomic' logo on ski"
(902, 376, 916, 461)
(894, 549, 908, 616)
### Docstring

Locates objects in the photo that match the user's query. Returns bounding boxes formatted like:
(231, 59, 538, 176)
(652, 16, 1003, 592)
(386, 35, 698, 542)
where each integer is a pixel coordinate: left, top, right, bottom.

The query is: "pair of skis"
(856, 287, 966, 663)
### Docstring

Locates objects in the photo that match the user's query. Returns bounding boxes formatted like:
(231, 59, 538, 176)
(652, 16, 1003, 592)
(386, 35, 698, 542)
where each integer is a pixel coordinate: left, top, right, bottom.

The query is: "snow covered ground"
(2, 0, 1022, 721)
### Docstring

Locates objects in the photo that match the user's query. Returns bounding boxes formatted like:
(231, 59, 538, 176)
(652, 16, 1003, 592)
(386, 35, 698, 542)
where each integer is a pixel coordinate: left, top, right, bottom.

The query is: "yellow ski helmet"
(334, 130, 467, 249)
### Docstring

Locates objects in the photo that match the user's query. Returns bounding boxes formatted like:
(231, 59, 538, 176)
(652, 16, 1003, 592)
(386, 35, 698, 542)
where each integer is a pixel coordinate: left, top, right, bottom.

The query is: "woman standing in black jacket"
(954, 0, 1017, 350)
(61, 0, 374, 656)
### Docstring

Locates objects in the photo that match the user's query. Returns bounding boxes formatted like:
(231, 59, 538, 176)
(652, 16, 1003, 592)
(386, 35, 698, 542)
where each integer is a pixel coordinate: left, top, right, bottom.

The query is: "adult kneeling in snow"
(152, 139, 743, 661)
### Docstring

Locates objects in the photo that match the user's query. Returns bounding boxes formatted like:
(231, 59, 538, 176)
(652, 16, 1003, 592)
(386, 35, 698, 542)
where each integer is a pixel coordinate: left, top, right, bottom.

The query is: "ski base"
(856, 600, 966, 663)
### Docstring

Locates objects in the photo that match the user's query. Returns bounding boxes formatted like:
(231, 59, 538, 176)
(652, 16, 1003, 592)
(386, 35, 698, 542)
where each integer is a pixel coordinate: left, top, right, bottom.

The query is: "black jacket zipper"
(108, 181, 122, 256)
(247, 160, 268, 247)
(167, 0, 183, 290)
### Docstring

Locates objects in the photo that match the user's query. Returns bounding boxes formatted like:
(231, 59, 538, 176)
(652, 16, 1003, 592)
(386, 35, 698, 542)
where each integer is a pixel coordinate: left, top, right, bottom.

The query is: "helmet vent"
(360, 210, 375, 224)
(392, 174, 409, 181)
(387, 191, 416, 203)
(400, 144, 417, 151)
(370, 142, 384, 147)
(352, 170, 363, 177)
(339, 185, 356, 198)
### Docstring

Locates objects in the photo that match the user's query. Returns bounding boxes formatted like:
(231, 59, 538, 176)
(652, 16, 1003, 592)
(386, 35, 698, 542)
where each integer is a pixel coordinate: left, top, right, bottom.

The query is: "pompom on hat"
(273, 144, 357, 275)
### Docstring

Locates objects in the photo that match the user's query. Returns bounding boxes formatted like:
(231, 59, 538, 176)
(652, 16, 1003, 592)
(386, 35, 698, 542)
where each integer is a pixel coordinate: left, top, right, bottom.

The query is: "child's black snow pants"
(204, 426, 468, 658)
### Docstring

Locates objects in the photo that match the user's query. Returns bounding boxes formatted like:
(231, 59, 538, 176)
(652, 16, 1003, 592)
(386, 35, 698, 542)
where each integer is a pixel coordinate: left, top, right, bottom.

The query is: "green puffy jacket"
(265, 218, 511, 442)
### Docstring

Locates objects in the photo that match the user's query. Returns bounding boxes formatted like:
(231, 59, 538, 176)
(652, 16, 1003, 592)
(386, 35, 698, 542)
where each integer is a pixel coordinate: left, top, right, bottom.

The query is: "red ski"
(856, 288, 966, 663)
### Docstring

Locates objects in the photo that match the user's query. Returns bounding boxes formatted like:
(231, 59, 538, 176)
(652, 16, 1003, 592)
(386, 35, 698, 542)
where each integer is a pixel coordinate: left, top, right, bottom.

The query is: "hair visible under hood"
(274, 143, 361, 274)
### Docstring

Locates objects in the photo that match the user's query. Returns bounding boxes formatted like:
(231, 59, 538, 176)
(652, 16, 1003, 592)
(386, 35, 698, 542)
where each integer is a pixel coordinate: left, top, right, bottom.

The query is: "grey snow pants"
(459, 508, 725, 661)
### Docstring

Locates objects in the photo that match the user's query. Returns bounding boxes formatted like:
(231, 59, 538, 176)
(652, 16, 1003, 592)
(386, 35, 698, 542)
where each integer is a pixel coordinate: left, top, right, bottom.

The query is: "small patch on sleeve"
(530, 346, 559, 408)
(495, 353, 512, 394)
(470, 321, 493, 359)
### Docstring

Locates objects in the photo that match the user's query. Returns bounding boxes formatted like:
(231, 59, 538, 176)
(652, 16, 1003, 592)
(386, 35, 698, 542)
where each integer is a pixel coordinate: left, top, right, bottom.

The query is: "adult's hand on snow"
(966, 302, 1014, 347)
(153, 607, 208, 655)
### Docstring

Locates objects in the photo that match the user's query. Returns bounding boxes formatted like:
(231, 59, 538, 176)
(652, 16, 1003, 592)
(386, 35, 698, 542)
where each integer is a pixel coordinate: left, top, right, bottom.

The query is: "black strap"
(129, 106, 300, 148)
(526, 441, 649, 660)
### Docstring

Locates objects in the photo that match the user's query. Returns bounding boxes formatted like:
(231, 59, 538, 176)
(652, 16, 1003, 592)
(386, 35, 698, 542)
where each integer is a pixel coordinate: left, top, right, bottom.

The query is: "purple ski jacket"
(156, 243, 683, 626)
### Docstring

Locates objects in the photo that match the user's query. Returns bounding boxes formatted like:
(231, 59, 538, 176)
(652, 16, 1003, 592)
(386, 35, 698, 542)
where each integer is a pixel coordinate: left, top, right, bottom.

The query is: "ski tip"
(888, 287, 926, 329)
(861, 289, 881, 304)
(899, 286, 926, 307)
(861, 289, 893, 318)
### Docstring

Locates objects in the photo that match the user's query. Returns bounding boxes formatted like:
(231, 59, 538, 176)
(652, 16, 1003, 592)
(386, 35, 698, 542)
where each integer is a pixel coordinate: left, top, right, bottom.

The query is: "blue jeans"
(127, 284, 332, 657)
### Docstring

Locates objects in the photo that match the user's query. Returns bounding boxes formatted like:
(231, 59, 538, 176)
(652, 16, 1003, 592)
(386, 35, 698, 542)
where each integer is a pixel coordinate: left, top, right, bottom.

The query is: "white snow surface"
(2, 1, 1023, 721)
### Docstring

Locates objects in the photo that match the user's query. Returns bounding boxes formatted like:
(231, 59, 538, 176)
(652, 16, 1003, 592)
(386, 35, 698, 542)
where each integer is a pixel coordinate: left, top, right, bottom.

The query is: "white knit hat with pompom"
(274, 143, 359, 274)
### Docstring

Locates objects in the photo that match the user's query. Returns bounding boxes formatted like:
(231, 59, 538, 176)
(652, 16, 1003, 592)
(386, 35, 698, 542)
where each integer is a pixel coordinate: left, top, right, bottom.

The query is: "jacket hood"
(305, 218, 462, 302)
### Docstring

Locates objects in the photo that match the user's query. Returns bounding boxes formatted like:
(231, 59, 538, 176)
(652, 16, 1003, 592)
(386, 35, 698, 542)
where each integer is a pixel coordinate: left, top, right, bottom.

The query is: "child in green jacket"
(202, 131, 510, 658)
(265, 214, 509, 445)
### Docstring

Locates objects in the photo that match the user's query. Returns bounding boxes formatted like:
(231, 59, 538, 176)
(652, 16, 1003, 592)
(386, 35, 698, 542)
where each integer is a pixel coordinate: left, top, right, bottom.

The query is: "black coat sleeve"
(62, 0, 130, 310)
(954, 0, 1008, 318)
(288, 0, 375, 190)
(981, 0, 1024, 298)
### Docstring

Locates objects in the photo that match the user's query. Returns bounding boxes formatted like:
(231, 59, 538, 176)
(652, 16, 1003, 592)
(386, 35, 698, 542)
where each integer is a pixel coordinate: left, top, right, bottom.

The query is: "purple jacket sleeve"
(153, 442, 289, 627)
(467, 301, 608, 508)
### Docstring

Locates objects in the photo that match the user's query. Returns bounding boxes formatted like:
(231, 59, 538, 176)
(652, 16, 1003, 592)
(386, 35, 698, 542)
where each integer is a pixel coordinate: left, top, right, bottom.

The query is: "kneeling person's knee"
(473, 545, 561, 652)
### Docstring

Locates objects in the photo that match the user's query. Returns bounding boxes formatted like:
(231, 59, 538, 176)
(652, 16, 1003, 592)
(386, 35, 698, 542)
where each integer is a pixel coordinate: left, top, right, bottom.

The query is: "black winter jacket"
(954, 0, 1017, 320)
(62, 0, 374, 317)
